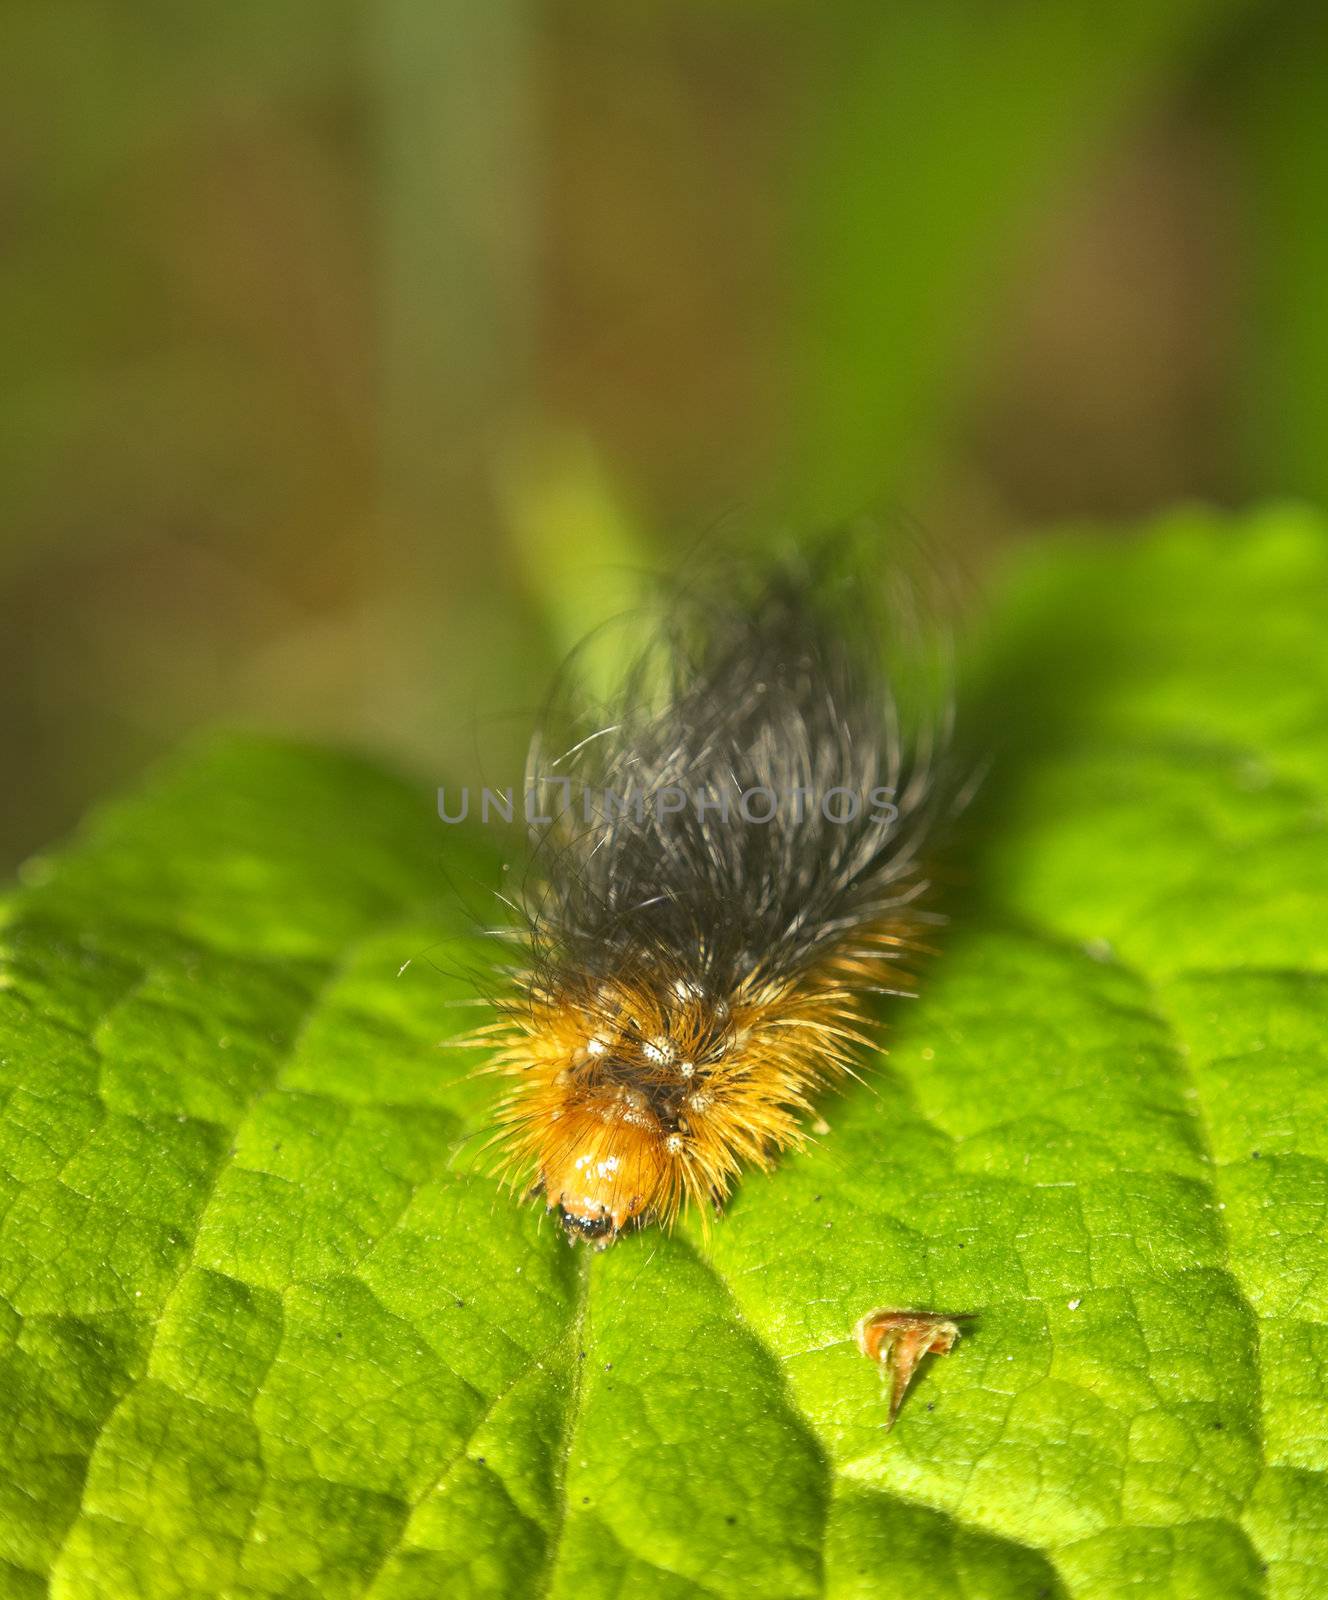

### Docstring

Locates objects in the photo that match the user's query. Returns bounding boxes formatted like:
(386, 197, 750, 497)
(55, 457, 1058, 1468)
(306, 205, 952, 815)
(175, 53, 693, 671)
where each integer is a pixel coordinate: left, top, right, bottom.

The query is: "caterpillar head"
(486, 961, 835, 1244)
(490, 968, 734, 1244)
(541, 1093, 669, 1245)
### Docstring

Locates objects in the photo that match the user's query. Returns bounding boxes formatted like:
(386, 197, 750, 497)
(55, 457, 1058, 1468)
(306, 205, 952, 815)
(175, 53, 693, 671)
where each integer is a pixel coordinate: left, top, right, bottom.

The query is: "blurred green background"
(4, 0, 1325, 872)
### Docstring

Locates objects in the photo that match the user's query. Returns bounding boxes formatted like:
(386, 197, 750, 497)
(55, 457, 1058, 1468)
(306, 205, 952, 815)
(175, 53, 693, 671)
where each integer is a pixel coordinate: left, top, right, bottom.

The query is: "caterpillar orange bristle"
(479, 543, 955, 1247)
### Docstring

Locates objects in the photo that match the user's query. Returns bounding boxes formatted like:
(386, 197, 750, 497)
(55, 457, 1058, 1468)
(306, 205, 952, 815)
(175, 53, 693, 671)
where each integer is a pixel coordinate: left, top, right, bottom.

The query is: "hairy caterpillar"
(479, 545, 953, 1246)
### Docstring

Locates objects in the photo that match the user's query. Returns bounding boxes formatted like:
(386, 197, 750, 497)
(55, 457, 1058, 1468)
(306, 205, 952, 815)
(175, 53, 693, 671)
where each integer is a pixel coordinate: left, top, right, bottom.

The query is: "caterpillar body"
(480, 548, 952, 1246)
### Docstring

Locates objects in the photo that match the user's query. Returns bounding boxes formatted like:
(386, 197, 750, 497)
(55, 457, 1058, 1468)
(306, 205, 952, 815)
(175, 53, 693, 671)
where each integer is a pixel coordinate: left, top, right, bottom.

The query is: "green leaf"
(4, 505, 1328, 1598)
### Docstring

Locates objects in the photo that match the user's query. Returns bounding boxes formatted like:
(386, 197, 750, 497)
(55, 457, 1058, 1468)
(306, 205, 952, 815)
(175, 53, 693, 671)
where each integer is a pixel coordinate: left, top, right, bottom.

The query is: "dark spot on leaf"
(1252, 1149, 1261, 1158)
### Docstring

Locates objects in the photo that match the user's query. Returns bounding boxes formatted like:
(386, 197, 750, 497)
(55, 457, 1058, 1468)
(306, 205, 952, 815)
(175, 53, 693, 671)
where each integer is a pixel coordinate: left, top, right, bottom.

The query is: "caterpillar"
(478, 544, 953, 1246)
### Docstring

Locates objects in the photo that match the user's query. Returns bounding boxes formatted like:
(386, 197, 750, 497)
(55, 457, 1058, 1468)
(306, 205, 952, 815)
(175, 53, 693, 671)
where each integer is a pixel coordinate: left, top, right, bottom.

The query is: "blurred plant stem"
(500, 430, 653, 703)
(788, 0, 1256, 527)
(375, 0, 537, 554)
(1231, 4, 1328, 507)
(372, 0, 571, 776)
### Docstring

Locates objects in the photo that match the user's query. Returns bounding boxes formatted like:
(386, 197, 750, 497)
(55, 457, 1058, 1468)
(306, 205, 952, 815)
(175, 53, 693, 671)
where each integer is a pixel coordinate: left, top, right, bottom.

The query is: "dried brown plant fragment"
(854, 1308, 963, 1428)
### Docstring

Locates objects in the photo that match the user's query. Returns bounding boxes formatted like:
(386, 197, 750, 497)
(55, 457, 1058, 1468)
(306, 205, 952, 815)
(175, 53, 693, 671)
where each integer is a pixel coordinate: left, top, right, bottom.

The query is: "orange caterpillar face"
(481, 940, 903, 1245)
